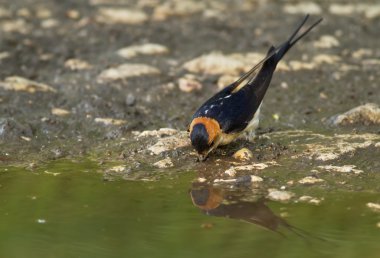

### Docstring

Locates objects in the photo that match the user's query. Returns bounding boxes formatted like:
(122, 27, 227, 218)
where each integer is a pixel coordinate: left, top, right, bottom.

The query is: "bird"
(189, 14, 323, 161)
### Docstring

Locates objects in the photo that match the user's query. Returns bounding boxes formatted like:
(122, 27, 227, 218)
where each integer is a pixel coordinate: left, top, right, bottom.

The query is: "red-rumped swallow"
(189, 15, 322, 161)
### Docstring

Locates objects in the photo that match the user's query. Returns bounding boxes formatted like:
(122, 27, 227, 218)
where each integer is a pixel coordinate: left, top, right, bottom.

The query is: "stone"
(117, 43, 168, 59)
(152, 0, 205, 21)
(51, 108, 70, 116)
(126, 93, 136, 106)
(267, 190, 295, 202)
(367, 202, 380, 213)
(97, 64, 160, 83)
(328, 103, 380, 126)
(318, 165, 363, 174)
(232, 148, 253, 161)
(284, 2, 322, 14)
(298, 176, 324, 185)
(0, 76, 56, 93)
(147, 131, 189, 155)
(153, 157, 174, 168)
(313, 35, 340, 48)
(94, 118, 127, 126)
(108, 165, 128, 173)
(178, 74, 202, 93)
(135, 128, 179, 138)
(96, 8, 148, 25)
(64, 59, 92, 70)
(298, 195, 323, 205)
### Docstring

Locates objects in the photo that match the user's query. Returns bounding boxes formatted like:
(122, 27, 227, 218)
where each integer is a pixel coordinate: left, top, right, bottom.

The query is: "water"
(0, 161, 379, 258)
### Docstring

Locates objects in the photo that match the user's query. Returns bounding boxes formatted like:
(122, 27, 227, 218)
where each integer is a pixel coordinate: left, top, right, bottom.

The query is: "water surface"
(0, 161, 379, 258)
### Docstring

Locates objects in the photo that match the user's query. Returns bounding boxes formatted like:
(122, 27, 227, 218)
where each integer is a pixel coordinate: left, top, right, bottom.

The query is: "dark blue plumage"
(189, 15, 323, 160)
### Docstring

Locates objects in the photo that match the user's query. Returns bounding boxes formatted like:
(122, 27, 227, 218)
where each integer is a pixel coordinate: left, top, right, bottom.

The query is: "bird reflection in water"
(190, 182, 312, 238)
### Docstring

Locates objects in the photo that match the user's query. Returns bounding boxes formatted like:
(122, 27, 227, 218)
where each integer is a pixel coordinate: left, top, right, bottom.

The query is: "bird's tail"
(273, 14, 323, 63)
(232, 14, 322, 90)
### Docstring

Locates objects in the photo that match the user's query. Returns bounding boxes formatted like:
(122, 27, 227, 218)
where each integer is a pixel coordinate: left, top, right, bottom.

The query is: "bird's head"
(189, 117, 221, 161)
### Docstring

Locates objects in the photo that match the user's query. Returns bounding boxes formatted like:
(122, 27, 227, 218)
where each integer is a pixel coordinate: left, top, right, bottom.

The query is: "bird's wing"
(193, 85, 260, 133)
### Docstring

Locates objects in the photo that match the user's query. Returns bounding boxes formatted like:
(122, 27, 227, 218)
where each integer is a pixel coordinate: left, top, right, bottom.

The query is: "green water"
(0, 161, 379, 258)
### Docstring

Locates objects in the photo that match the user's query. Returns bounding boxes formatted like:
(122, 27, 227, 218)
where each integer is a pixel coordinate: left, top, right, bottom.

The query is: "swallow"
(189, 15, 323, 161)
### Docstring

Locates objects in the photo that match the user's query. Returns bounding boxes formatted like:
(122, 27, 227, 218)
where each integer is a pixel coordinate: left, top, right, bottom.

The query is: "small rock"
(298, 195, 323, 205)
(377, 222, 380, 228)
(37, 219, 47, 224)
(0, 76, 56, 93)
(117, 43, 168, 59)
(183, 52, 246, 75)
(51, 108, 70, 116)
(267, 190, 295, 202)
(96, 8, 148, 24)
(328, 103, 380, 126)
(64, 59, 92, 70)
(41, 19, 59, 28)
(94, 118, 127, 126)
(152, 0, 205, 21)
(298, 176, 324, 185)
(232, 148, 253, 161)
(249, 175, 263, 183)
(147, 131, 189, 155)
(313, 35, 340, 48)
(0, 52, 10, 60)
(1, 19, 31, 34)
(178, 74, 202, 93)
(153, 157, 174, 168)
(213, 178, 237, 184)
(318, 165, 363, 174)
(284, 2, 322, 14)
(97, 63, 160, 83)
(136, 128, 179, 138)
(126, 93, 136, 106)
(108, 165, 128, 173)
(66, 9, 80, 19)
(367, 202, 380, 213)
(224, 167, 237, 177)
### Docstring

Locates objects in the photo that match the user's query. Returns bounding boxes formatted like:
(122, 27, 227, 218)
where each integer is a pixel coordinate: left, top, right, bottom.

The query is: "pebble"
(96, 8, 148, 25)
(94, 118, 127, 126)
(117, 43, 168, 59)
(51, 108, 71, 116)
(232, 148, 253, 161)
(267, 190, 295, 203)
(178, 74, 202, 93)
(147, 132, 189, 155)
(329, 4, 380, 19)
(40, 19, 59, 29)
(64, 58, 92, 70)
(318, 165, 363, 174)
(328, 103, 380, 126)
(183, 52, 246, 75)
(126, 93, 136, 106)
(0, 76, 56, 93)
(283, 2, 322, 14)
(153, 157, 174, 168)
(108, 165, 128, 173)
(298, 195, 323, 205)
(298, 176, 324, 185)
(135, 128, 179, 138)
(152, 0, 205, 21)
(224, 167, 237, 177)
(313, 35, 340, 49)
(367, 202, 380, 213)
(1, 19, 31, 34)
(97, 64, 160, 83)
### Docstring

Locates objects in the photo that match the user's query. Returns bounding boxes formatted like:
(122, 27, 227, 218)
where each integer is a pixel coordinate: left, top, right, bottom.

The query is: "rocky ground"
(0, 0, 380, 202)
